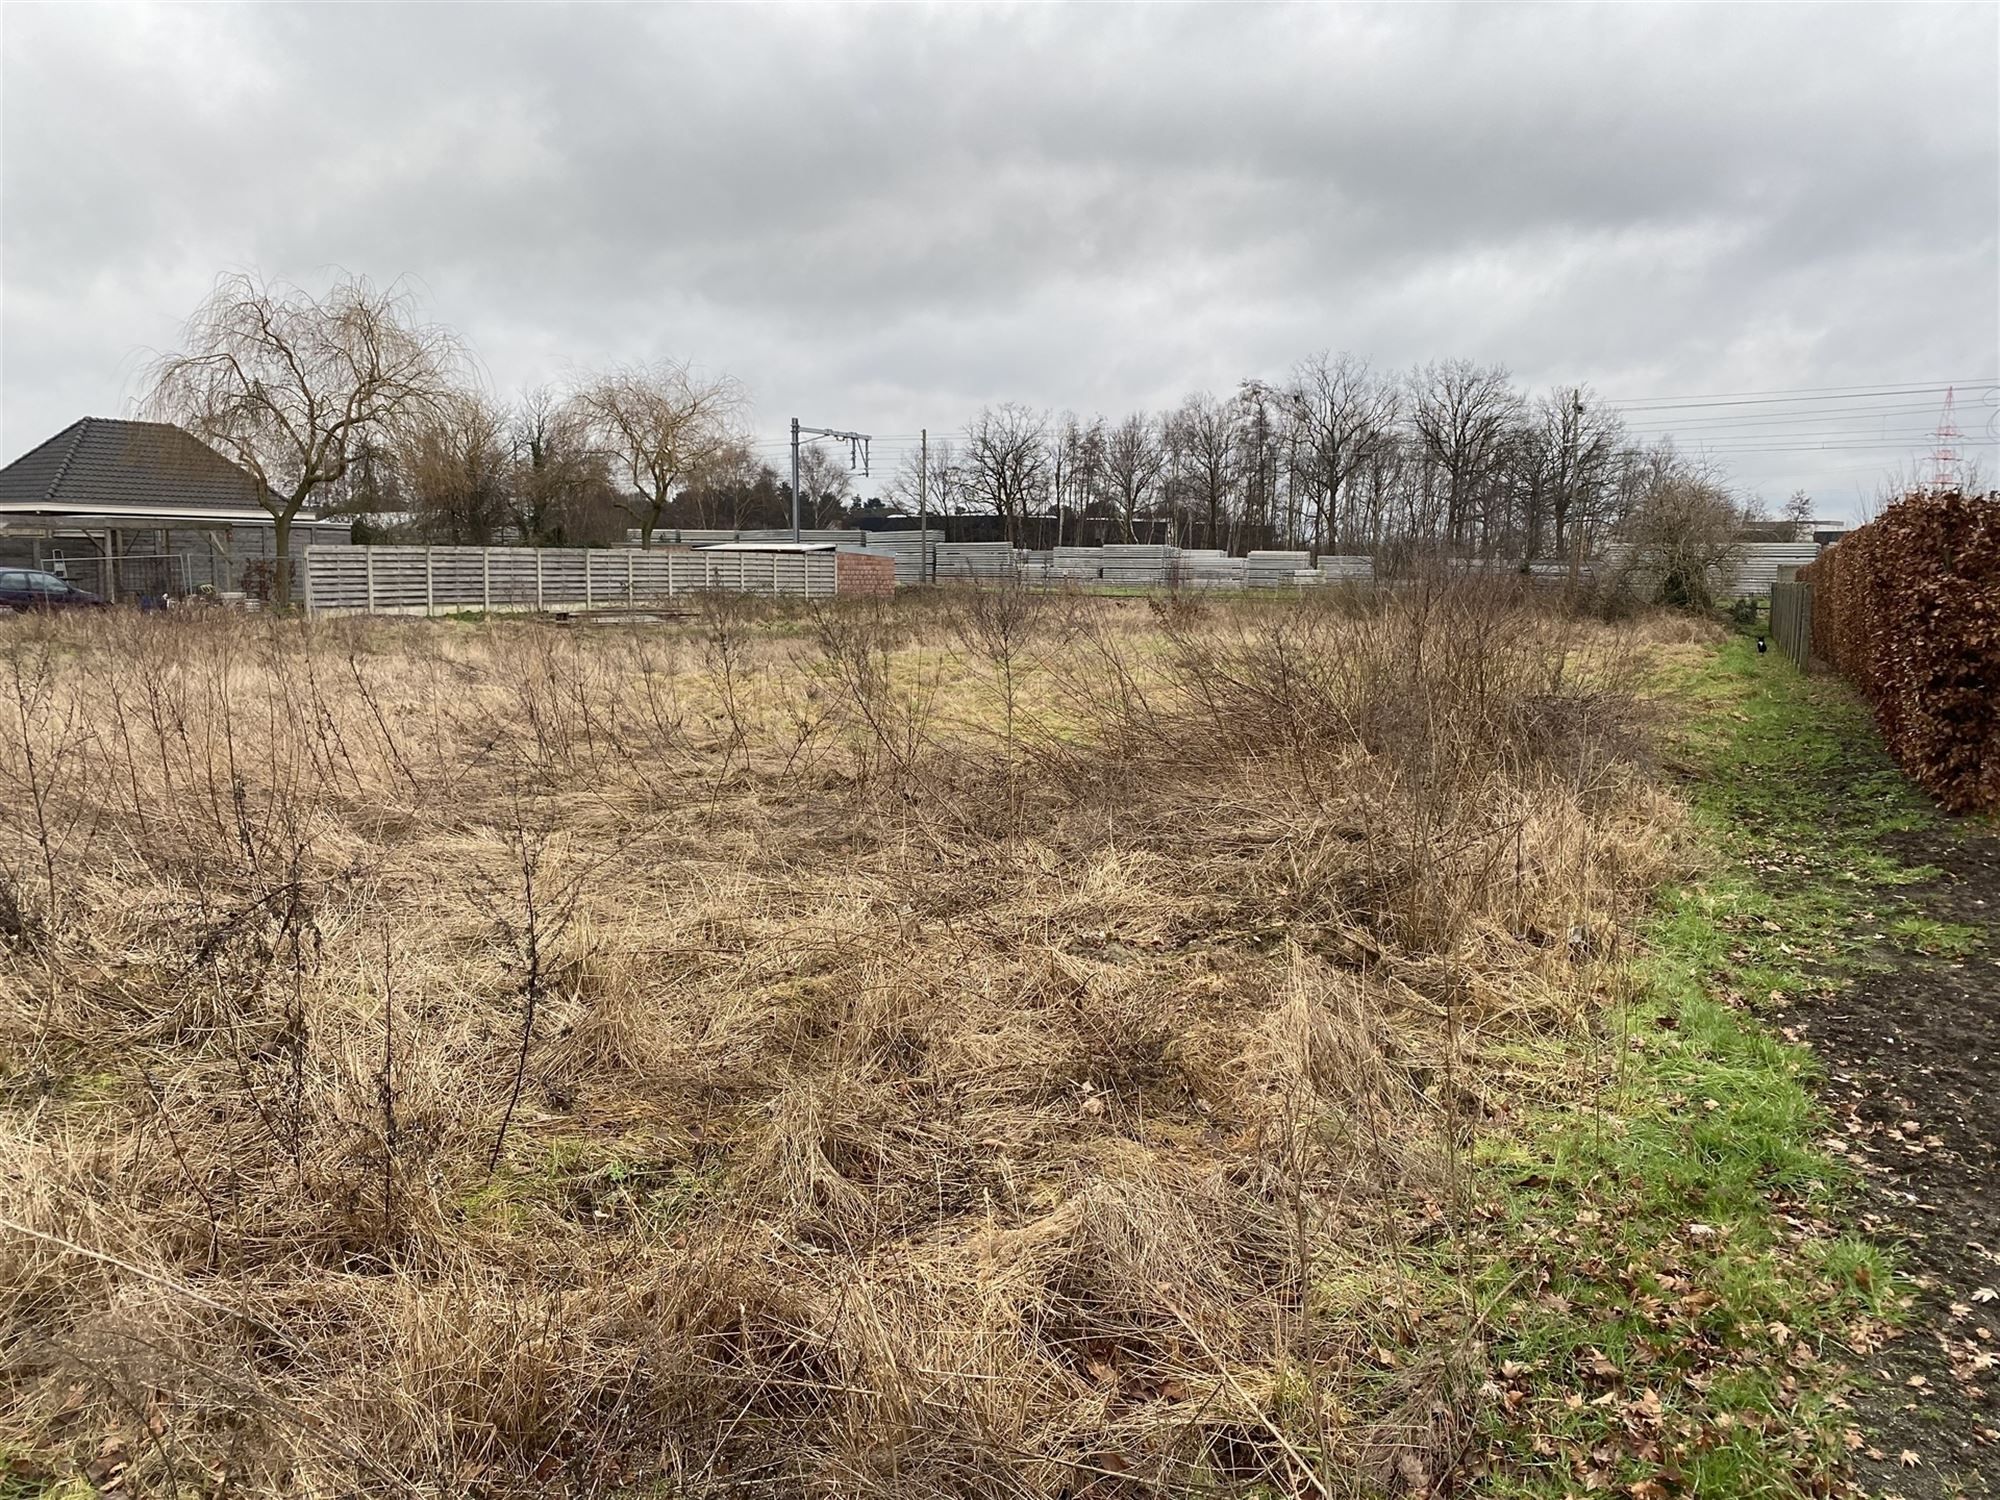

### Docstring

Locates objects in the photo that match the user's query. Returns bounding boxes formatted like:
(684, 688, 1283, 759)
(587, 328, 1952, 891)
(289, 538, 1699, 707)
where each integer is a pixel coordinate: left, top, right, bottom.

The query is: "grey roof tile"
(0, 418, 273, 515)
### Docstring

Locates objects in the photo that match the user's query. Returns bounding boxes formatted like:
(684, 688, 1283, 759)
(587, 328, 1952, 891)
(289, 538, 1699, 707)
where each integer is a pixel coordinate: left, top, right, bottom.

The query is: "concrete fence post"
(535, 550, 544, 612)
(585, 551, 594, 611)
(365, 549, 376, 614)
(483, 549, 492, 612)
(627, 550, 635, 606)
(302, 549, 315, 616)
(426, 547, 435, 617)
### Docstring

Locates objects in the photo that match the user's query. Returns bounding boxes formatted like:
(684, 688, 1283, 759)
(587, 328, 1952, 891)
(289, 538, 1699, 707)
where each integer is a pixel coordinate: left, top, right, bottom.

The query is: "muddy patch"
(1795, 824, 2000, 1495)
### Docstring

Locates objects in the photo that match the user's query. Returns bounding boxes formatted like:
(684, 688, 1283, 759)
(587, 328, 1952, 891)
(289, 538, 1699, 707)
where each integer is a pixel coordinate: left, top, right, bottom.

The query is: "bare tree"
(1408, 360, 1521, 553)
(574, 360, 746, 548)
(1235, 381, 1283, 550)
(1159, 406, 1188, 547)
(1782, 488, 1815, 537)
(1101, 412, 1165, 543)
(795, 443, 855, 528)
(402, 392, 512, 545)
(1526, 385, 1622, 563)
(886, 438, 964, 520)
(1287, 352, 1399, 552)
(1064, 416, 1109, 543)
(1046, 414, 1092, 547)
(674, 441, 768, 529)
(962, 404, 1049, 544)
(145, 271, 465, 603)
(1618, 450, 1747, 609)
(1171, 393, 1239, 550)
(510, 388, 615, 545)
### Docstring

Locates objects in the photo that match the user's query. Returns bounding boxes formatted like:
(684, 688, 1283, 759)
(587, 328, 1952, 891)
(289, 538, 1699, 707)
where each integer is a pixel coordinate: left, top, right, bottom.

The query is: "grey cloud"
(4, 2, 1995, 516)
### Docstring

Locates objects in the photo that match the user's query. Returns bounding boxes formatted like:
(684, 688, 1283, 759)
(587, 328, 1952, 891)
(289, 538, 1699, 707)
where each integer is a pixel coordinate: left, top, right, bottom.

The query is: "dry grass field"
(0, 585, 1690, 1496)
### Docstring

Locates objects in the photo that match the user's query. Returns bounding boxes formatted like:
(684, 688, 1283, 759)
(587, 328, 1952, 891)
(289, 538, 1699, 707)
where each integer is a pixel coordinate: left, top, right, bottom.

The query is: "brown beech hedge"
(1800, 490, 1999, 812)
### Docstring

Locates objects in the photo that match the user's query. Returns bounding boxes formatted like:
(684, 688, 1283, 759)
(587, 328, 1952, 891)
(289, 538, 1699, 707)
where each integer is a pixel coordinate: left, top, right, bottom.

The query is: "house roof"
(0, 418, 290, 520)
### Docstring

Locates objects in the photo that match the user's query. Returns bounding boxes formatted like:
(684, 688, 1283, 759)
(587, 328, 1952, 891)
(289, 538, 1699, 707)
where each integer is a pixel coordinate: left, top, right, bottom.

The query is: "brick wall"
(835, 551, 897, 598)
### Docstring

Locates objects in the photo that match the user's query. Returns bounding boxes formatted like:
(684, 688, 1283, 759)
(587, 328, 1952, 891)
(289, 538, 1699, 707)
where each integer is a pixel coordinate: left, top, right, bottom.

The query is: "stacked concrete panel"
(1174, 550, 1248, 587)
(846, 530, 939, 584)
(1050, 547, 1104, 581)
(1245, 550, 1312, 587)
(1317, 555, 1374, 582)
(932, 542, 1020, 581)
(1721, 543, 1824, 597)
(1096, 544, 1176, 586)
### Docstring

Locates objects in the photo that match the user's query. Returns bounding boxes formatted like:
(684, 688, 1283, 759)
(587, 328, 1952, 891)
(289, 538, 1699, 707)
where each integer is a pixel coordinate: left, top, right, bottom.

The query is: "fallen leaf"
(1899, 1450, 1921, 1468)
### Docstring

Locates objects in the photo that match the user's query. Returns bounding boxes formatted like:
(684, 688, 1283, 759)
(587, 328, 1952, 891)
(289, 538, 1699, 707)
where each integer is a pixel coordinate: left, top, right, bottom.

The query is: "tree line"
(143, 271, 1771, 605)
(896, 355, 1784, 565)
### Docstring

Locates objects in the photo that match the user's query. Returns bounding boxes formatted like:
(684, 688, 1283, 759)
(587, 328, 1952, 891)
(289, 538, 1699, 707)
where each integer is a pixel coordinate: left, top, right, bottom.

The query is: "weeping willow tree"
(146, 272, 467, 604)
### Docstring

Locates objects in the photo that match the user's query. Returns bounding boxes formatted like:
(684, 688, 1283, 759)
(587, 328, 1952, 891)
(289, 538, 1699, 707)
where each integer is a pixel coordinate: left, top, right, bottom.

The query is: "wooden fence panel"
(1770, 579, 1814, 668)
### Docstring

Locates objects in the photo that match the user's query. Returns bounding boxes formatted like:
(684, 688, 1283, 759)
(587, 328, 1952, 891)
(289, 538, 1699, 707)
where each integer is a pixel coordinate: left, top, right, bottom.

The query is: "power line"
(1618, 400, 1975, 432)
(1604, 378, 1995, 409)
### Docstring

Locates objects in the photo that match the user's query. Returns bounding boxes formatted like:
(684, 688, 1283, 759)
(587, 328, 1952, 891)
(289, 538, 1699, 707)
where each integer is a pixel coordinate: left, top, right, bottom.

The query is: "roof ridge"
(44, 417, 92, 503)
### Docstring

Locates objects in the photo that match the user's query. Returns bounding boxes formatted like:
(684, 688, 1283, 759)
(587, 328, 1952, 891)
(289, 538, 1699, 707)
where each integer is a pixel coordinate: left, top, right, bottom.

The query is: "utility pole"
(917, 428, 928, 584)
(790, 418, 872, 541)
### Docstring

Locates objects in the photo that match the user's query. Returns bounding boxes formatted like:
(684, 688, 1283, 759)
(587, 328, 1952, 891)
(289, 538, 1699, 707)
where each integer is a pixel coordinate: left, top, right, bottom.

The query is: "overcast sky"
(3, 3, 1996, 520)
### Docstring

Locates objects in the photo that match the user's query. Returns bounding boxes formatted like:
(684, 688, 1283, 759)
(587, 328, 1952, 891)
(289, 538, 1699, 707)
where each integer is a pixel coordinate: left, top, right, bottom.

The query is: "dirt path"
(1794, 821, 2000, 1495)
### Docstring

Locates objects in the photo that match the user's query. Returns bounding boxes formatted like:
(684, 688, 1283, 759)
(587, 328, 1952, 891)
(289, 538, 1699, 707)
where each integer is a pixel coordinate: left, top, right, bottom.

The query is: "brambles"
(0, 589, 1674, 1496)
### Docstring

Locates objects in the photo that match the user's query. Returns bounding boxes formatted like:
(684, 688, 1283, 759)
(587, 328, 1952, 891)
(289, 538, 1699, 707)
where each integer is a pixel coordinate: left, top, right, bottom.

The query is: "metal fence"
(1770, 579, 1814, 668)
(39, 553, 192, 605)
(301, 545, 838, 616)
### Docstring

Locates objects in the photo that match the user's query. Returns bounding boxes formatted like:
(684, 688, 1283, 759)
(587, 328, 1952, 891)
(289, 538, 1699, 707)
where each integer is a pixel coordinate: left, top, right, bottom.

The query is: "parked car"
(0, 569, 108, 611)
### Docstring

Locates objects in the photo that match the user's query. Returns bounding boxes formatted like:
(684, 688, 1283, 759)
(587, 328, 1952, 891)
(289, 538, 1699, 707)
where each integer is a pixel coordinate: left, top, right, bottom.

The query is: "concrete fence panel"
(303, 545, 839, 616)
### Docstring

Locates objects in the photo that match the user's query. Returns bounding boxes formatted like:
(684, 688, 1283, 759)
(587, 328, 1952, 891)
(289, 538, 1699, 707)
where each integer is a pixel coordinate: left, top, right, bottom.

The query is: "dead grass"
(0, 580, 1679, 1497)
